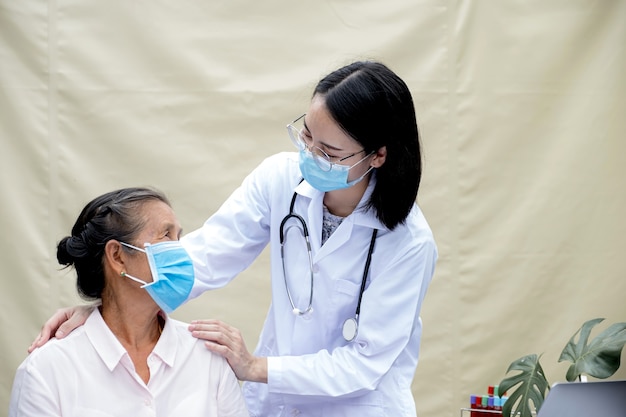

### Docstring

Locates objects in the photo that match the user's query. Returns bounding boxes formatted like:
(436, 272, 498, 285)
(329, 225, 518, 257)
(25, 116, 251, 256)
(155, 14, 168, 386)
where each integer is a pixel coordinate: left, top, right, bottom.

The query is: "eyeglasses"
(286, 114, 366, 172)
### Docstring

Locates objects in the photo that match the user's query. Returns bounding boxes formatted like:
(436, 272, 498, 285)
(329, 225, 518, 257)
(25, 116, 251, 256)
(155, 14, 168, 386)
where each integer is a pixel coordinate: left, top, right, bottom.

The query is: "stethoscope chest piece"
(342, 317, 358, 342)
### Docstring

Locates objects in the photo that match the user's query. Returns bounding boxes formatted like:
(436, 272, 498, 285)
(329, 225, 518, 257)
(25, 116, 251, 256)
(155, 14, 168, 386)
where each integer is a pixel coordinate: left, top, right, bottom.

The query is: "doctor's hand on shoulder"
(189, 319, 268, 383)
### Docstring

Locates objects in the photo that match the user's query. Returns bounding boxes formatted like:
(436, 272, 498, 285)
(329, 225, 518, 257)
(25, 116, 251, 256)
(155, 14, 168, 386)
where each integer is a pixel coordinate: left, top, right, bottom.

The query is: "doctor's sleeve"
(181, 157, 274, 300)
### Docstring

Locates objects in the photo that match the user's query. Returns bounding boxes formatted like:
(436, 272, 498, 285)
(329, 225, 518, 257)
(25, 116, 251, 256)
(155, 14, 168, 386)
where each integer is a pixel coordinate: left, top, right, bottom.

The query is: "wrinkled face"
(123, 200, 182, 283)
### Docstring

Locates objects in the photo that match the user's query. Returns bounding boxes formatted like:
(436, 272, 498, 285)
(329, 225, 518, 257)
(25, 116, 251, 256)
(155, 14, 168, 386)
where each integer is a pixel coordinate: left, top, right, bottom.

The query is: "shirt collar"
(151, 314, 177, 367)
(84, 308, 177, 371)
(295, 172, 386, 231)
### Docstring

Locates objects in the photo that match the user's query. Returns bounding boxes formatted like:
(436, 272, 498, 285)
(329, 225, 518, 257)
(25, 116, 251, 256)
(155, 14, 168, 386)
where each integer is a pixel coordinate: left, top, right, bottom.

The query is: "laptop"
(537, 380, 626, 417)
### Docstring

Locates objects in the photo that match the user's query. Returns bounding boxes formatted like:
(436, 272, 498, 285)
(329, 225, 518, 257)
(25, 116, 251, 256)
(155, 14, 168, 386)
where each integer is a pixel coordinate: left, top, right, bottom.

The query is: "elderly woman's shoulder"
(19, 326, 89, 373)
(167, 318, 218, 352)
(166, 318, 233, 369)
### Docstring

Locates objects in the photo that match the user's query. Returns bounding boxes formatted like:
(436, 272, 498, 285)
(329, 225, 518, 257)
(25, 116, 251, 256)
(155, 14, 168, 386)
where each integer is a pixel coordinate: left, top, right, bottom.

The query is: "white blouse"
(9, 309, 248, 417)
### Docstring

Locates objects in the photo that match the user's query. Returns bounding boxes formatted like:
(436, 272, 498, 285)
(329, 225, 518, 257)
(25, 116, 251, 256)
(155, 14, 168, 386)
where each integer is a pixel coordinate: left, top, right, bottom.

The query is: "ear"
(370, 146, 387, 168)
(104, 240, 126, 276)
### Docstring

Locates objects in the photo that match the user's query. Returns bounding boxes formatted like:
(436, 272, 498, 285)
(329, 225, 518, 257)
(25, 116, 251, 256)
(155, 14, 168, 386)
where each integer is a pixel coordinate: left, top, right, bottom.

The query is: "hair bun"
(56, 236, 80, 266)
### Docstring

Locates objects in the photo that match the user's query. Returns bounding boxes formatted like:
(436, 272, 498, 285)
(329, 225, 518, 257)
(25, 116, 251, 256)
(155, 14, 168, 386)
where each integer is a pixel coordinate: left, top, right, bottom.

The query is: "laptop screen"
(537, 380, 626, 417)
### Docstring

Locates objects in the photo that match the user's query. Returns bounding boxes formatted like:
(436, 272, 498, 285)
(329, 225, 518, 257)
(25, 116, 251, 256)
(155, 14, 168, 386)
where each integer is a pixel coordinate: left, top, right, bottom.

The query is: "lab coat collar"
(294, 173, 387, 231)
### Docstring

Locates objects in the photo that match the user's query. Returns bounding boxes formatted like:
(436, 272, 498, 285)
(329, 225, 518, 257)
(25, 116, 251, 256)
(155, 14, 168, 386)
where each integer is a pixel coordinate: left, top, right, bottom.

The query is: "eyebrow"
(302, 119, 346, 152)
(162, 222, 183, 239)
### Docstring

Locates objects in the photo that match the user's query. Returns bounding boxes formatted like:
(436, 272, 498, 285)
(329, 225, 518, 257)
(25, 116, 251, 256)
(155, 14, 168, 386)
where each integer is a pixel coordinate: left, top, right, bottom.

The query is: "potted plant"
(498, 318, 626, 417)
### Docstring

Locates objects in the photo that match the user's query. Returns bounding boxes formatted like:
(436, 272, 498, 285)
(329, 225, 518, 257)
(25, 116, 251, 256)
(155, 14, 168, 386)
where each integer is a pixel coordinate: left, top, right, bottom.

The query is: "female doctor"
(30, 61, 437, 416)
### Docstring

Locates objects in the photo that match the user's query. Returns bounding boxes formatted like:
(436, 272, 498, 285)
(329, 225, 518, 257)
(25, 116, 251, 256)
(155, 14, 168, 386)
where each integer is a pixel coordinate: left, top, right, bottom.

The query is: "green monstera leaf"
(499, 353, 550, 417)
(559, 318, 626, 382)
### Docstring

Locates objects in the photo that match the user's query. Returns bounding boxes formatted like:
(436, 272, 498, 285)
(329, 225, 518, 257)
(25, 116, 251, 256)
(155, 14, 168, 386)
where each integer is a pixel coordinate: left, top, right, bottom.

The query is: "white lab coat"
(182, 152, 437, 417)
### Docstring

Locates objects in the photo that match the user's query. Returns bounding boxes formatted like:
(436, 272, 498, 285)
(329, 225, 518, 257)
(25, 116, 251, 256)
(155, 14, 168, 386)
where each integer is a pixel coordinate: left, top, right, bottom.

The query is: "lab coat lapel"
(315, 216, 353, 261)
(295, 180, 323, 250)
(294, 182, 346, 261)
(295, 176, 384, 262)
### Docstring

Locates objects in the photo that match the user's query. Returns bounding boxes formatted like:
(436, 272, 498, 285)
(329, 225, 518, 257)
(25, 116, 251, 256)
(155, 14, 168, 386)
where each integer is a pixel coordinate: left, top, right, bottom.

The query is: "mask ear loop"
(346, 165, 375, 187)
(345, 151, 376, 187)
(120, 271, 149, 287)
(120, 241, 146, 253)
(119, 242, 150, 287)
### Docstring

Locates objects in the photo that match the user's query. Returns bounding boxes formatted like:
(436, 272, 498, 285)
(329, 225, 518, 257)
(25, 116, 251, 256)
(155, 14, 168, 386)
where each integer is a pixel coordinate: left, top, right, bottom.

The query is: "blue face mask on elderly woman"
(119, 241, 195, 313)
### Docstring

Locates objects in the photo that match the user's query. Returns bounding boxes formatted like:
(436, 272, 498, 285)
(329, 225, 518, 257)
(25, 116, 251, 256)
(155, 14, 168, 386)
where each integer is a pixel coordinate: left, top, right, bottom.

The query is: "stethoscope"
(279, 188, 378, 342)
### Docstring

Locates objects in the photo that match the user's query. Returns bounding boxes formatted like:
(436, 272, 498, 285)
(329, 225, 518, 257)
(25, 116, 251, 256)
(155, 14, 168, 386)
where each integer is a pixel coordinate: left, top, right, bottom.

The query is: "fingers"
(188, 319, 250, 373)
(203, 340, 268, 383)
(189, 320, 239, 341)
(57, 306, 92, 338)
(188, 319, 268, 383)
(27, 310, 68, 353)
(27, 332, 44, 353)
(203, 340, 231, 357)
(189, 322, 240, 349)
(27, 305, 95, 353)
(189, 319, 236, 332)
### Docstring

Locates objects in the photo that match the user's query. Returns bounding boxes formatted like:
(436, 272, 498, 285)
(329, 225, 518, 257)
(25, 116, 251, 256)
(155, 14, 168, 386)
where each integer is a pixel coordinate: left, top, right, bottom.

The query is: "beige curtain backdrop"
(1, 1, 625, 415)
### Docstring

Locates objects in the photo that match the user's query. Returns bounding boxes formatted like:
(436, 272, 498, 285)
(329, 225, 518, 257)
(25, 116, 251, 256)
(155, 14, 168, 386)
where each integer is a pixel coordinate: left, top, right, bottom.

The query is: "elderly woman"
(9, 187, 248, 417)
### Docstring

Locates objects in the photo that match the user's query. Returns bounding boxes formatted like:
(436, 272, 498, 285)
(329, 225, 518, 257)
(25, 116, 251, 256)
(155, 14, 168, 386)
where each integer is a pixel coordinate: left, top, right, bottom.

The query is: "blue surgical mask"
(299, 149, 374, 192)
(120, 241, 195, 314)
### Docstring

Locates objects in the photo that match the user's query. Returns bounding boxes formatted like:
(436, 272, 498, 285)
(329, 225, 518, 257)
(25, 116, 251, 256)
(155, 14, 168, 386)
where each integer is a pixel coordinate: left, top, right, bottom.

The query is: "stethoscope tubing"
(280, 210, 315, 316)
(356, 228, 378, 318)
(280, 183, 378, 341)
(343, 228, 377, 341)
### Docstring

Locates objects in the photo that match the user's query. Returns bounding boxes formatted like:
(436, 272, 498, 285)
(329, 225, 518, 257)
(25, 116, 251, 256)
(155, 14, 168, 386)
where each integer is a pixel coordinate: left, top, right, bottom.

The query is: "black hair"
(314, 61, 422, 230)
(56, 187, 170, 300)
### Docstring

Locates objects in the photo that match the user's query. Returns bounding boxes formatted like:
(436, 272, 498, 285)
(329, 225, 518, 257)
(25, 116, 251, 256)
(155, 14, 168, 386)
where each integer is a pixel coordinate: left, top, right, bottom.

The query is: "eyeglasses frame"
(286, 114, 367, 172)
